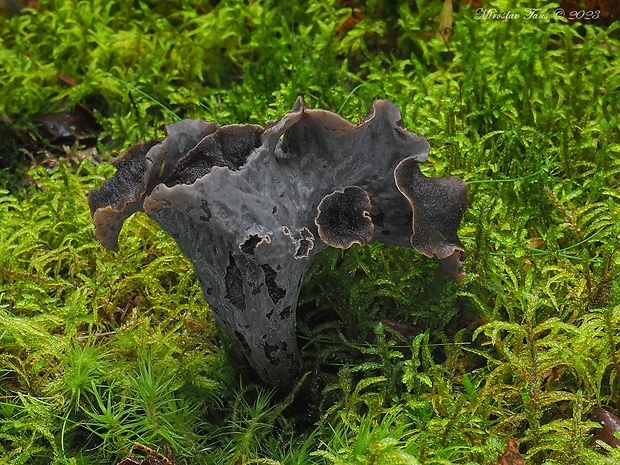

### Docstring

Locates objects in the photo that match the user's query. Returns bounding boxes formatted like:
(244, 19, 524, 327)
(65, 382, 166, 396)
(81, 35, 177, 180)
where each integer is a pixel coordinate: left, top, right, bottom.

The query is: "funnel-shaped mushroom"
(88, 97, 467, 387)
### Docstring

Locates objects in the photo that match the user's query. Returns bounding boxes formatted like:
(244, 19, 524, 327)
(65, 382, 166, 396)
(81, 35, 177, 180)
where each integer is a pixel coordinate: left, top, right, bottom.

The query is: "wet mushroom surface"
(88, 97, 468, 387)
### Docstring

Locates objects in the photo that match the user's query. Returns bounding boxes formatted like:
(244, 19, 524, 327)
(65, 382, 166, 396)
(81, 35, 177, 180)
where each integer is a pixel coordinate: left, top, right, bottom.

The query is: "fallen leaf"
(116, 459, 142, 465)
(490, 437, 525, 465)
(592, 406, 620, 448)
(33, 104, 100, 142)
(336, 10, 365, 34)
(437, 0, 453, 43)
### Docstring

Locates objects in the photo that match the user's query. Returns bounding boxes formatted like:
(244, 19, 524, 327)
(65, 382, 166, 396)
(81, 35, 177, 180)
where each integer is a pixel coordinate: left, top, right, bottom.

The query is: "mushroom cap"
(88, 98, 467, 386)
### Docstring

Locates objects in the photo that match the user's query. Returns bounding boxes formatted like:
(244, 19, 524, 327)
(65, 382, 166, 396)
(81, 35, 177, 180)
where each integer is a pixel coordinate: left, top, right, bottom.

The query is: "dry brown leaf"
(336, 10, 365, 34)
(592, 406, 620, 448)
(33, 104, 100, 142)
(490, 437, 525, 465)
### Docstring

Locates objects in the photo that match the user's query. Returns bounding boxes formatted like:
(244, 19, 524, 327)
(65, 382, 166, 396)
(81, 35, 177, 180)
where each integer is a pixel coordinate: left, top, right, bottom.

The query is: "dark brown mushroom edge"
(88, 97, 468, 388)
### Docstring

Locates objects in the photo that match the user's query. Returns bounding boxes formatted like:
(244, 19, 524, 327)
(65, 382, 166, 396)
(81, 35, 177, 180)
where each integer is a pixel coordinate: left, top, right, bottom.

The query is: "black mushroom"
(88, 97, 468, 387)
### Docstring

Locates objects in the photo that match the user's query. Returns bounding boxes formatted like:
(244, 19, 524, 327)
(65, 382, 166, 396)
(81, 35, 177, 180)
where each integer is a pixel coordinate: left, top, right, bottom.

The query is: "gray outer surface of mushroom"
(89, 97, 467, 387)
(394, 157, 468, 278)
(87, 119, 218, 249)
(141, 98, 431, 386)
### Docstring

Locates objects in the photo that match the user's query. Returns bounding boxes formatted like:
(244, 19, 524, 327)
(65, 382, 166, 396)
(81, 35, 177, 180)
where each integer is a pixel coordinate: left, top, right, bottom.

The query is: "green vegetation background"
(1, 0, 620, 464)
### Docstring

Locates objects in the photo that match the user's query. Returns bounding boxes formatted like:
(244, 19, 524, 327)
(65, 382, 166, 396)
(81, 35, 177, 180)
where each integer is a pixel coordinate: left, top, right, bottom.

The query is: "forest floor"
(1, 1, 620, 464)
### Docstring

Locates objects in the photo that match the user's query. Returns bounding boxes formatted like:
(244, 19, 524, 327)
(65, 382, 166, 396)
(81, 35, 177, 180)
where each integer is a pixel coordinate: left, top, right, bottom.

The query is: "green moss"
(1, 0, 620, 463)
